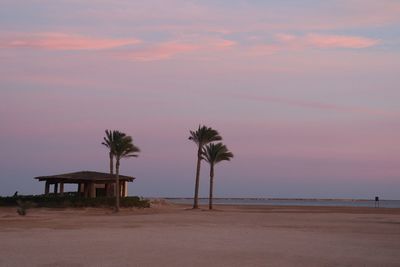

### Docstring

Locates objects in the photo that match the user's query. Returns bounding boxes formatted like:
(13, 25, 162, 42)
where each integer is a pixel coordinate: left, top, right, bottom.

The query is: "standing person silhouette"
(375, 196, 379, 208)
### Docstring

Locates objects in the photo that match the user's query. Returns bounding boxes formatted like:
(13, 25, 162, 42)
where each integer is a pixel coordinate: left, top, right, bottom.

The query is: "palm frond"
(101, 129, 113, 149)
(102, 129, 140, 158)
(203, 142, 234, 165)
(114, 134, 141, 159)
(188, 125, 222, 147)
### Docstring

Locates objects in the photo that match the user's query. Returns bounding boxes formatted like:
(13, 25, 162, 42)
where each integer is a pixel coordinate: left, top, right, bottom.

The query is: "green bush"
(0, 195, 150, 209)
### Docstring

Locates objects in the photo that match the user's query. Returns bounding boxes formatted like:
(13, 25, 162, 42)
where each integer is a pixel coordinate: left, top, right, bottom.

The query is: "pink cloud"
(305, 34, 380, 49)
(121, 42, 199, 61)
(119, 37, 235, 61)
(0, 32, 141, 50)
(247, 33, 380, 58)
(273, 33, 380, 50)
(275, 33, 297, 42)
(79, 0, 400, 33)
(208, 38, 236, 49)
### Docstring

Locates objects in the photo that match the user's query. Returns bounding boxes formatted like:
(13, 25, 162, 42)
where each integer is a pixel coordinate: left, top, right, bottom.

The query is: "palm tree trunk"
(115, 158, 120, 212)
(193, 146, 202, 209)
(108, 152, 114, 197)
(209, 164, 214, 210)
(109, 152, 114, 175)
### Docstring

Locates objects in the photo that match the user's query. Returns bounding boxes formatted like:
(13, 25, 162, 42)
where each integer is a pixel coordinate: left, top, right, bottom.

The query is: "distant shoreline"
(161, 197, 399, 201)
(159, 197, 400, 208)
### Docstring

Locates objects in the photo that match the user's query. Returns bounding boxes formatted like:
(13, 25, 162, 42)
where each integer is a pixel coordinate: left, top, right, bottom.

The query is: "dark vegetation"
(0, 193, 150, 209)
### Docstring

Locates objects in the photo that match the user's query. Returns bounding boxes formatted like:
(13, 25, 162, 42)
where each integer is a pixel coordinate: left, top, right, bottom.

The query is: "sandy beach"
(1, 203, 400, 267)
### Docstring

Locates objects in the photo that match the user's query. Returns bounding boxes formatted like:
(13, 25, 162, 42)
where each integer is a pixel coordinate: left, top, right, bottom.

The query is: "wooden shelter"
(34, 171, 135, 198)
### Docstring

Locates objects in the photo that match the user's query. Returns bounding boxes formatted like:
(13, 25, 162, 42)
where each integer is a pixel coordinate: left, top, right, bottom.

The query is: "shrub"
(17, 207, 26, 216)
(16, 200, 34, 216)
(0, 195, 150, 209)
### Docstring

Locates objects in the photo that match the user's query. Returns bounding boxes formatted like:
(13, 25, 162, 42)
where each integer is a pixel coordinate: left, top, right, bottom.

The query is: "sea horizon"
(162, 197, 399, 201)
(160, 197, 400, 208)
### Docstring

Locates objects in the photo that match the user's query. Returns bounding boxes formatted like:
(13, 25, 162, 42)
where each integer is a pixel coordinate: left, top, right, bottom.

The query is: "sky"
(1, 0, 399, 199)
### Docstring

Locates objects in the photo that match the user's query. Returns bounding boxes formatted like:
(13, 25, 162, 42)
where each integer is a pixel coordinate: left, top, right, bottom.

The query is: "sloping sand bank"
(1, 204, 400, 266)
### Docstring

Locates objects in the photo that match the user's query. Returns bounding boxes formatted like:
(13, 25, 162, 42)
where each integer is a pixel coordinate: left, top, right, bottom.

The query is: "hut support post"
(90, 183, 96, 198)
(45, 181, 50, 195)
(122, 182, 126, 198)
(104, 184, 109, 197)
(54, 183, 58, 194)
(84, 183, 89, 198)
(59, 183, 64, 196)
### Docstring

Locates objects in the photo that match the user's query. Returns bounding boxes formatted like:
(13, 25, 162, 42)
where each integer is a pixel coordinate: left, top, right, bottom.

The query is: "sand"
(1, 203, 400, 267)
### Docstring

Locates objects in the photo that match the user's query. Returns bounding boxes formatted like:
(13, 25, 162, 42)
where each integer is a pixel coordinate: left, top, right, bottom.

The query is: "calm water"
(166, 198, 400, 208)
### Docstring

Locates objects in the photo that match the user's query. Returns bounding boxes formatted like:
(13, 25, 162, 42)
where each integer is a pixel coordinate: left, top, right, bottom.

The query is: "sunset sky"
(1, 0, 399, 199)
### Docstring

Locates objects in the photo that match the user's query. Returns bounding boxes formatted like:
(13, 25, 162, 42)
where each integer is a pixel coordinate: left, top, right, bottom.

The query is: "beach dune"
(1, 204, 400, 266)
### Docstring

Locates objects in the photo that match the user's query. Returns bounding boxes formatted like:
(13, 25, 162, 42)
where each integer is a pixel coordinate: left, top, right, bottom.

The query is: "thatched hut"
(34, 171, 135, 198)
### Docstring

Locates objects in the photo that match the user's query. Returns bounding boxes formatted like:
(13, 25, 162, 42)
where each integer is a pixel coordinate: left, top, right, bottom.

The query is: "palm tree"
(114, 133, 140, 212)
(203, 143, 233, 210)
(102, 130, 119, 197)
(189, 125, 222, 209)
(102, 130, 117, 175)
(102, 130, 140, 212)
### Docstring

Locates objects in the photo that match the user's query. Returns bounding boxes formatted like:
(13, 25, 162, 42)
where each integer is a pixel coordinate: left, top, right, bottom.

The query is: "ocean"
(165, 198, 400, 208)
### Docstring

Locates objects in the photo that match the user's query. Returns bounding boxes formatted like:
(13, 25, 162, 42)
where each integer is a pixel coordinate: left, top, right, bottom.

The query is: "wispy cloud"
(230, 93, 392, 117)
(119, 42, 199, 62)
(0, 31, 238, 61)
(245, 33, 380, 58)
(0, 32, 141, 50)
(304, 34, 380, 49)
(275, 33, 380, 49)
(69, 0, 400, 37)
(206, 38, 236, 49)
(117, 37, 235, 61)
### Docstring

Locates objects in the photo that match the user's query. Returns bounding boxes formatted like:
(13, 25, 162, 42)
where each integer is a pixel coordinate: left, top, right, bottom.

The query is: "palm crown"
(189, 125, 222, 148)
(102, 130, 118, 152)
(203, 143, 234, 165)
(102, 130, 140, 159)
(102, 130, 120, 174)
(114, 134, 140, 159)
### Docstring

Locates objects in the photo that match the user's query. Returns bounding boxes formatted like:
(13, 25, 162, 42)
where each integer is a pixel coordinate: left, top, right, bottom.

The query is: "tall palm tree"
(113, 133, 140, 212)
(189, 125, 222, 209)
(102, 130, 140, 212)
(203, 143, 233, 210)
(102, 130, 119, 197)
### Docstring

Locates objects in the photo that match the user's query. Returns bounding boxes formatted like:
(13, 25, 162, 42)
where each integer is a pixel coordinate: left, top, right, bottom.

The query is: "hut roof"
(34, 171, 135, 183)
